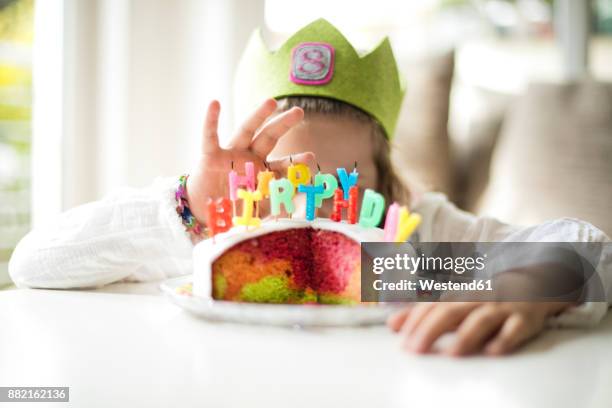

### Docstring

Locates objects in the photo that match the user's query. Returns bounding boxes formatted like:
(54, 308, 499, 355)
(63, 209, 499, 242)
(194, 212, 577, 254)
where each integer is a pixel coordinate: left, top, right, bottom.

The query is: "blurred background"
(0, 0, 611, 286)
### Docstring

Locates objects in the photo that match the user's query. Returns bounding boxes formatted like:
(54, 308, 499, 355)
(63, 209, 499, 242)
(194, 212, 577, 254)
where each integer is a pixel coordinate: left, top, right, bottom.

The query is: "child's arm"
(421, 192, 611, 325)
(8, 178, 194, 289)
(388, 192, 611, 355)
(9, 98, 308, 289)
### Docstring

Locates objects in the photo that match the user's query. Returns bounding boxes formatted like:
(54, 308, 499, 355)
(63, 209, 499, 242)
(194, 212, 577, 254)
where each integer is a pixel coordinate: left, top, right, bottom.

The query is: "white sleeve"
(8, 177, 194, 289)
(413, 192, 612, 328)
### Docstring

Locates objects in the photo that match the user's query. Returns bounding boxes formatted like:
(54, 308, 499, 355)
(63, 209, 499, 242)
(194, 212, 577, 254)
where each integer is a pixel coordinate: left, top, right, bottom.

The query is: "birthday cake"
(188, 156, 421, 304)
(192, 219, 384, 304)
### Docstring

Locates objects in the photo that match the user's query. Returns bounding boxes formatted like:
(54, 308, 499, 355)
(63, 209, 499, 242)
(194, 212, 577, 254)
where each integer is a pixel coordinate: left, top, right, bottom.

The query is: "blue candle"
(297, 184, 324, 221)
(337, 167, 359, 200)
(313, 173, 338, 208)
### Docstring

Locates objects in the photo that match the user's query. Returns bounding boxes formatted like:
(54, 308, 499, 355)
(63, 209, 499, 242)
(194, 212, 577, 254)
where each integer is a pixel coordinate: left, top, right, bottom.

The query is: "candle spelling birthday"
(204, 160, 421, 241)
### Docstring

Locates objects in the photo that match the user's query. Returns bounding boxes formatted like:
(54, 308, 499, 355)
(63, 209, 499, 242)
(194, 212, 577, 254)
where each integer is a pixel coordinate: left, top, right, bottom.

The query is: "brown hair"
(276, 96, 411, 207)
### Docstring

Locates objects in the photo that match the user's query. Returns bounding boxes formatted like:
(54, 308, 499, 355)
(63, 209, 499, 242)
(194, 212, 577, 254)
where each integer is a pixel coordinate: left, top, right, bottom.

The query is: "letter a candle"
(256, 161, 275, 218)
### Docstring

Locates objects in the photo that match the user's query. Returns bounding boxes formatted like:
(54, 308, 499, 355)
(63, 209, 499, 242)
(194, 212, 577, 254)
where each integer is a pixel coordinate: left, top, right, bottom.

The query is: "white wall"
(33, 0, 264, 221)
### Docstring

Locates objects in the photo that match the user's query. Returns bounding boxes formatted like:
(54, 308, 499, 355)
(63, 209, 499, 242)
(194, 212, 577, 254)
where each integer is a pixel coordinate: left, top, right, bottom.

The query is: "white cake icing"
(192, 218, 384, 298)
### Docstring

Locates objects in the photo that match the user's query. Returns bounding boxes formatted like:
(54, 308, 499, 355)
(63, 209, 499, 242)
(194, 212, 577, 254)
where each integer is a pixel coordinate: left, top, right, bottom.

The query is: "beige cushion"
(392, 51, 455, 200)
(478, 81, 612, 236)
(451, 87, 515, 211)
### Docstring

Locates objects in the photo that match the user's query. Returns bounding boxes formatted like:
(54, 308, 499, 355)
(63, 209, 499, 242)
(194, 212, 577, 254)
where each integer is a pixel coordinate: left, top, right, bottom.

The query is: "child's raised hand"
(387, 302, 572, 356)
(186, 98, 311, 225)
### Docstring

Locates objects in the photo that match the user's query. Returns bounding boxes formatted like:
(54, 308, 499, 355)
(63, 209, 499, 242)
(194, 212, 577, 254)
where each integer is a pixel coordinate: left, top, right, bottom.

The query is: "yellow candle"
(287, 163, 310, 191)
(395, 207, 422, 242)
(257, 170, 275, 197)
(233, 189, 262, 228)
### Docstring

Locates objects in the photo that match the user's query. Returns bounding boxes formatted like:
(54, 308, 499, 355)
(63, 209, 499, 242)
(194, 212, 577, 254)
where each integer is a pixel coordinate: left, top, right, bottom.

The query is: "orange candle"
(257, 170, 275, 198)
(206, 197, 232, 237)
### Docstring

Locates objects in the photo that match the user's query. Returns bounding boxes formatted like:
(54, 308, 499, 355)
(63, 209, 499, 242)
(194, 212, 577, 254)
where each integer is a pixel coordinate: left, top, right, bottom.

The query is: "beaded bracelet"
(175, 174, 205, 236)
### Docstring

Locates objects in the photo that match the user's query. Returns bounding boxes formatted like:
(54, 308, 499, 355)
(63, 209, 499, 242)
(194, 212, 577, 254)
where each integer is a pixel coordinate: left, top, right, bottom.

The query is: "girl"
(9, 19, 611, 356)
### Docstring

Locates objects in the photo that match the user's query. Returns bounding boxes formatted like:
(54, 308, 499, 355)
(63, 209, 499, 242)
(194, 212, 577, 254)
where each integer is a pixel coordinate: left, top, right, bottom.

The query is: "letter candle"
(206, 197, 232, 240)
(233, 188, 262, 228)
(287, 160, 311, 191)
(256, 161, 275, 197)
(331, 186, 358, 224)
(358, 189, 385, 227)
(383, 203, 400, 241)
(255, 161, 275, 218)
(297, 182, 324, 221)
(229, 161, 256, 216)
(336, 163, 359, 200)
(269, 178, 295, 218)
(394, 207, 422, 242)
(314, 167, 338, 208)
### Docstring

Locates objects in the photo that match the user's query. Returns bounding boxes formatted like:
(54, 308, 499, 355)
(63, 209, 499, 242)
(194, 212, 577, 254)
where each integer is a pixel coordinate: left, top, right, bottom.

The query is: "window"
(0, 0, 33, 287)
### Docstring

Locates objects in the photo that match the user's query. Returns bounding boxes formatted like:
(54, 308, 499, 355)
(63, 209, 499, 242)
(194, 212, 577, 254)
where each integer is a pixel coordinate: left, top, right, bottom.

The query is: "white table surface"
(1, 282, 612, 408)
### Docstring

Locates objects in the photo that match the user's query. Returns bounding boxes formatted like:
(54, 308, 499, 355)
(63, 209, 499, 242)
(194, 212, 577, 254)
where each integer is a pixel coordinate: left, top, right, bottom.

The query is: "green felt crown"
(234, 18, 406, 139)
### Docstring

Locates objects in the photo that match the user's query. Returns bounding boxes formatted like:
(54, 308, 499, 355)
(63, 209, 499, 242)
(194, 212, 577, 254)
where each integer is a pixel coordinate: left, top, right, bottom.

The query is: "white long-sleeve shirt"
(8, 177, 612, 327)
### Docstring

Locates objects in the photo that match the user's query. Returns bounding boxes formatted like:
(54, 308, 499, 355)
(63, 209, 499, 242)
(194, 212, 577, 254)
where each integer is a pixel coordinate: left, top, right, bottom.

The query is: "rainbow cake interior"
(212, 227, 361, 304)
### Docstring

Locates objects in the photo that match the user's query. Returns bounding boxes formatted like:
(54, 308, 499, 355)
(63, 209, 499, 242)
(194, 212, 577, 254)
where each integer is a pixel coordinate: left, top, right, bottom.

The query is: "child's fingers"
(404, 303, 477, 353)
(484, 314, 534, 355)
(267, 152, 316, 176)
(387, 306, 413, 332)
(229, 98, 278, 150)
(250, 107, 304, 158)
(446, 306, 508, 356)
(399, 302, 436, 338)
(202, 100, 221, 154)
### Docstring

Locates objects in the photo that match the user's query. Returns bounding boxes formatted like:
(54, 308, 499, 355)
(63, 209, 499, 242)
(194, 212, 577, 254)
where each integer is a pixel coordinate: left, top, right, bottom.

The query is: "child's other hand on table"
(387, 302, 573, 356)
(186, 98, 311, 226)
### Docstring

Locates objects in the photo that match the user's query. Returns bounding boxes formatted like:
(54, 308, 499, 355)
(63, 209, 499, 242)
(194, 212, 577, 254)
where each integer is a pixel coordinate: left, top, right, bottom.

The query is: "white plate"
(160, 275, 400, 327)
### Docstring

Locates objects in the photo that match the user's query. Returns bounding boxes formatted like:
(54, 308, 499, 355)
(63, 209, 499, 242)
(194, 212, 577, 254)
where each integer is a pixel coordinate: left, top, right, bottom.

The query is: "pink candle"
(229, 162, 255, 201)
(383, 203, 400, 241)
